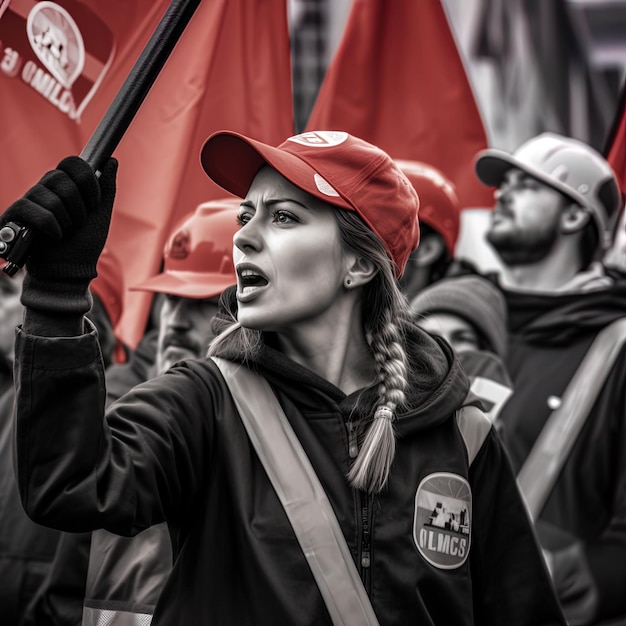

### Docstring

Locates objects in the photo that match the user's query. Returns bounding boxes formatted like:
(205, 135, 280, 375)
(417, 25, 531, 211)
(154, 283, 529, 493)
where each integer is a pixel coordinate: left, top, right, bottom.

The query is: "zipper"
(347, 421, 371, 590)
(359, 493, 372, 591)
(347, 421, 359, 459)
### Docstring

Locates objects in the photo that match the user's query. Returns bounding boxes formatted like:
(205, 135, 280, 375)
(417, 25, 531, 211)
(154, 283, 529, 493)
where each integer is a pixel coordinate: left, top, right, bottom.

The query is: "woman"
(3, 131, 565, 625)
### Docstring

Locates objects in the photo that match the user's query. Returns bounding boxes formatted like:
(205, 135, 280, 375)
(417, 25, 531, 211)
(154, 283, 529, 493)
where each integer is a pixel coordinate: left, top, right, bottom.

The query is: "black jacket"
(499, 267, 626, 623)
(0, 385, 62, 625)
(13, 319, 565, 625)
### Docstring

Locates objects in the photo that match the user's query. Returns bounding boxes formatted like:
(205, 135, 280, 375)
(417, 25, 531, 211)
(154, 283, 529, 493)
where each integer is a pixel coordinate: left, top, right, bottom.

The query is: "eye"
(237, 210, 253, 226)
(272, 209, 298, 224)
(521, 178, 539, 190)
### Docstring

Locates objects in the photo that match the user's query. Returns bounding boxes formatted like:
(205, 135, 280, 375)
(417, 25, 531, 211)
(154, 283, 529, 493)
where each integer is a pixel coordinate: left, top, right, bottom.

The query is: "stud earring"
(345, 278, 352, 287)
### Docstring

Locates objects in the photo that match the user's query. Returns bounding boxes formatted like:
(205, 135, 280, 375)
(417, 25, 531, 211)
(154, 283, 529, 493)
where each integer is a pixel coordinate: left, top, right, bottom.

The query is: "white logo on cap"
(314, 174, 339, 197)
(288, 131, 349, 147)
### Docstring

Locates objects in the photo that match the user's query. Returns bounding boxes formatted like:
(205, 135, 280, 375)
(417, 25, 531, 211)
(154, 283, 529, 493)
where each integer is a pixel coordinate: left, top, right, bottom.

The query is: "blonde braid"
(347, 306, 409, 492)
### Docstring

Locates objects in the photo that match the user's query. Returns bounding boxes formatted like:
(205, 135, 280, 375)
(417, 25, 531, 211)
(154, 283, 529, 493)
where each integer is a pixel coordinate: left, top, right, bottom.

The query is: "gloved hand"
(544, 542, 599, 626)
(538, 522, 599, 626)
(0, 156, 118, 316)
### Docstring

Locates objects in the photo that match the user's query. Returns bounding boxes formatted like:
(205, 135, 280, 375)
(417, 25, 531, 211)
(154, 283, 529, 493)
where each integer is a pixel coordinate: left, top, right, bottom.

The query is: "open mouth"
(239, 268, 268, 287)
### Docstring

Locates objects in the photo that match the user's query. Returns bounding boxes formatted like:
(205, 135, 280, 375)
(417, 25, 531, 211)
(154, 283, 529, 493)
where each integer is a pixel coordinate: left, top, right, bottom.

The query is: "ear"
(561, 203, 590, 235)
(413, 234, 446, 267)
(344, 254, 378, 288)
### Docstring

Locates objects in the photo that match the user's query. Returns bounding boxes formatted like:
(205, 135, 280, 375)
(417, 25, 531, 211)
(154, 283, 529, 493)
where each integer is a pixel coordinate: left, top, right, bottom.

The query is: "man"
(22, 199, 239, 626)
(410, 273, 513, 423)
(475, 132, 626, 626)
(395, 160, 474, 300)
(81, 199, 239, 626)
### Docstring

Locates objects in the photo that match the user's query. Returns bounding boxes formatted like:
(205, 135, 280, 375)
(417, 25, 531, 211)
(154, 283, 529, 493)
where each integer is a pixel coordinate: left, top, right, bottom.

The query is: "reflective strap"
(517, 317, 626, 521)
(456, 404, 492, 466)
(82, 606, 153, 626)
(469, 376, 513, 421)
(212, 357, 380, 626)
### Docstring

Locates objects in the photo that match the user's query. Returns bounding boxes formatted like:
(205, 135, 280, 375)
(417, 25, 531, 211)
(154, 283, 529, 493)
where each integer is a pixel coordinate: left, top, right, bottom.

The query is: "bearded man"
(475, 133, 626, 626)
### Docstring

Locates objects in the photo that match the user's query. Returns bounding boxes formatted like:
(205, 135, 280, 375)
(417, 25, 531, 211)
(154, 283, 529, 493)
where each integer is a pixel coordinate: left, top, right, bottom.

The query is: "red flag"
(604, 85, 626, 272)
(0, 0, 294, 348)
(606, 86, 626, 196)
(305, 0, 492, 211)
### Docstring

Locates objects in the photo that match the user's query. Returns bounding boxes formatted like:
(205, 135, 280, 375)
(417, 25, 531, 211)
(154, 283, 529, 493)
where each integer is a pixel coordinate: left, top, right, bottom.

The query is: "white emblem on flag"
(27, 1, 84, 89)
(413, 472, 472, 570)
(288, 131, 349, 147)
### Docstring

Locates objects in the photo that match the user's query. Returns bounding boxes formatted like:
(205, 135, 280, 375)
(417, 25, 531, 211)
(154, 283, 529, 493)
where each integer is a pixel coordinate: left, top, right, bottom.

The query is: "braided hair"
(334, 210, 412, 492)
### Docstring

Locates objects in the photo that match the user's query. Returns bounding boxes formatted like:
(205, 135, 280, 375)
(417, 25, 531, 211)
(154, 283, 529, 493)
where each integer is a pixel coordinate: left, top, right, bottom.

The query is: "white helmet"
(475, 132, 621, 249)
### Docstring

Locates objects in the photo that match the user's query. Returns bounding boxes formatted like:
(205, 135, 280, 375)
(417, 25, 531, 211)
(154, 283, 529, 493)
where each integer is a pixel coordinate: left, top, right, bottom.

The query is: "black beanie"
(409, 275, 508, 358)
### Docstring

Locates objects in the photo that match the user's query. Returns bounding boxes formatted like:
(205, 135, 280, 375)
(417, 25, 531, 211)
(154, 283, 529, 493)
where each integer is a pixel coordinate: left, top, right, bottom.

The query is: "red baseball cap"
(200, 130, 420, 277)
(131, 199, 239, 299)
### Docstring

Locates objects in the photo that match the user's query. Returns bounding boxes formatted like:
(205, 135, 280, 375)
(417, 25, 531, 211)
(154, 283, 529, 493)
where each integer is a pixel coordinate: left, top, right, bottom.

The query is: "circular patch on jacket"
(413, 472, 472, 569)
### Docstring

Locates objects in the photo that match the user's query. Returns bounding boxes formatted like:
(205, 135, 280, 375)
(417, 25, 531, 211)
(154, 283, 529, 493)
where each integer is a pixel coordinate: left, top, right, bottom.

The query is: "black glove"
(1, 156, 118, 316)
(544, 542, 599, 626)
(538, 522, 599, 625)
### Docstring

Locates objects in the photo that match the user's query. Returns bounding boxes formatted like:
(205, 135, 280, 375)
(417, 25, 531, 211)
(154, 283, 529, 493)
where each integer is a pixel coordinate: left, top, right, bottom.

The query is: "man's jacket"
(499, 265, 626, 624)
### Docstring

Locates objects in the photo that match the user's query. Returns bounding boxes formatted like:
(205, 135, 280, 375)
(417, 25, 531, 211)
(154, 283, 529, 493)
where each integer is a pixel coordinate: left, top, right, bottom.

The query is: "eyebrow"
(239, 198, 312, 211)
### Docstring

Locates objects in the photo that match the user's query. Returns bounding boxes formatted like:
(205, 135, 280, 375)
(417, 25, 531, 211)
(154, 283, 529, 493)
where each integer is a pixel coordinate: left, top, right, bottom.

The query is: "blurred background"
(290, 0, 626, 151)
(2, 0, 625, 347)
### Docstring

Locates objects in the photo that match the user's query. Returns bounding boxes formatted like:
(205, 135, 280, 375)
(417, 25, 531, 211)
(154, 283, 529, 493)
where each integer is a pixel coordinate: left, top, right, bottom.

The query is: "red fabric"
(607, 91, 626, 197)
(0, 0, 293, 348)
(305, 0, 493, 215)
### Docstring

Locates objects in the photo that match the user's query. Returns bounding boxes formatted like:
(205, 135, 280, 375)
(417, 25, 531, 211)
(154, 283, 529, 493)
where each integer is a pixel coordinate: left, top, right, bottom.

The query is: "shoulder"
(114, 357, 230, 409)
(455, 401, 493, 466)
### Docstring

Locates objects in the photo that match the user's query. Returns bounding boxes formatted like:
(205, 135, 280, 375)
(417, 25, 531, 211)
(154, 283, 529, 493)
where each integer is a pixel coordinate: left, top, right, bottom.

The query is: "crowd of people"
(0, 124, 624, 626)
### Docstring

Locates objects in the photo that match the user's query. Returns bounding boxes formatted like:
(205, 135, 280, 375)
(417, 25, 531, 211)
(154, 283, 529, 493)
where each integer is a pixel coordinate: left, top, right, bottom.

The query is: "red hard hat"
(394, 160, 461, 256)
(131, 198, 240, 299)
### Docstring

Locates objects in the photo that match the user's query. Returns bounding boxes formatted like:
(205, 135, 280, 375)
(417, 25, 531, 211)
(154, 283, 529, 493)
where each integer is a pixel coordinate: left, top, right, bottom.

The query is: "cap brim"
(130, 271, 235, 300)
(474, 149, 520, 188)
(200, 131, 352, 209)
(476, 147, 595, 210)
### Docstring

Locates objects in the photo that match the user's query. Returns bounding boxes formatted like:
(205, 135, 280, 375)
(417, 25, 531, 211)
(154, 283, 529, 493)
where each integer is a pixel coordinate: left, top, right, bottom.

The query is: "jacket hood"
(211, 286, 469, 434)
(500, 264, 626, 345)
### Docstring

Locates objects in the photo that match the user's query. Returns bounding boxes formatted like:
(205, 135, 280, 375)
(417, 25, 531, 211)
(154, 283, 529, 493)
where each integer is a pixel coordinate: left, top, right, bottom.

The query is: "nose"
(233, 215, 262, 253)
(494, 184, 512, 206)
(167, 298, 193, 331)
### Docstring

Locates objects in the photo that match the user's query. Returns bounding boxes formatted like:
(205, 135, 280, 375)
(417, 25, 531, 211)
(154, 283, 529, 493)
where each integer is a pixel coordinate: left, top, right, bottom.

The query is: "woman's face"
(233, 166, 350, 333)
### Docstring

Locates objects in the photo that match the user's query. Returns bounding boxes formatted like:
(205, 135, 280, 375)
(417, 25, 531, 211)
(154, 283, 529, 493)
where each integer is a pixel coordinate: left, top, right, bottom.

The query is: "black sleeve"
(469, 430, 567, 626)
